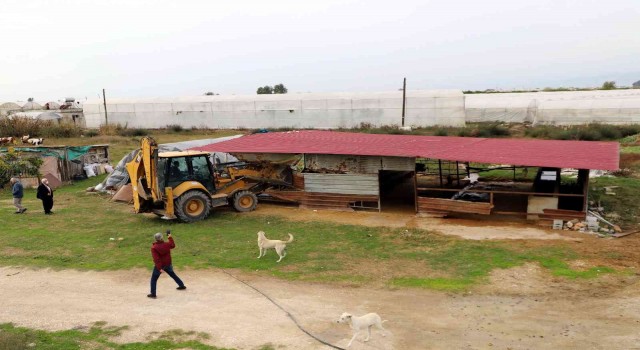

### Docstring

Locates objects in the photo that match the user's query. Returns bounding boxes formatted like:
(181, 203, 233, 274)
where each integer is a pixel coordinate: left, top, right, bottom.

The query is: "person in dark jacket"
(10, 178, 27, 214)
(148, 230, 186, 298)
(36, 178, 54, 214)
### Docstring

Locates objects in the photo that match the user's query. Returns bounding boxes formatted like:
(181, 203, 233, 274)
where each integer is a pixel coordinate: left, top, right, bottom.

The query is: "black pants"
(42, 198, 53, 214)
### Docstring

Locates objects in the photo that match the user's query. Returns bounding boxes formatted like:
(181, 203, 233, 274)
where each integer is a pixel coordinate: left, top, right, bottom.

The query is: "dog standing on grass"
(257, 231, 293, 262)
(337, 312, 388, 348)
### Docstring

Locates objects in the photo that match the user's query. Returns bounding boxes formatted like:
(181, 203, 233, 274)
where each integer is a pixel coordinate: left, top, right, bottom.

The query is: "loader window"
(166, 157, 189, 188)
(190, 155, 216, 193)
(165, 156, 216, 194)
(157, 158, 167, 190)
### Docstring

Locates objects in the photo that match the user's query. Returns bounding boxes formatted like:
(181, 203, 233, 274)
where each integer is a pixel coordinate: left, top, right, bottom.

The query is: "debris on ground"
(555, 209, 630, 238)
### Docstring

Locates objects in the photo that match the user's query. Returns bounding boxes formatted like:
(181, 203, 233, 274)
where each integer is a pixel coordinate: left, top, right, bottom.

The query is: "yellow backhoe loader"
(125, 136, 290, 222)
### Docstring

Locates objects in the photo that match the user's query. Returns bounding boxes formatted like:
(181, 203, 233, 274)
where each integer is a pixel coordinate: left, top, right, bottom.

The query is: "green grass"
(621, 145, 640, 154)
(390, 277, 474, 291)
(590, 176, 640, 226)
(0, 322, 230, 350)
(0, 174, 617, 291)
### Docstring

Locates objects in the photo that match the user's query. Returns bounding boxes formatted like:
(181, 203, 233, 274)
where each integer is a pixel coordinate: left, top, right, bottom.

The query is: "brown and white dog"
(257, 231, 293, 262)
(21, 135, 30, 143)
(0, 137, 15, 145)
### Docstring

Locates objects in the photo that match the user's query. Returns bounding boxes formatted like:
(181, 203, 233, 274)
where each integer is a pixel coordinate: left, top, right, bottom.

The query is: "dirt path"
(252, 205, 581, 241)
(3, 205, 638, 349)
(2, 265, 639, 350)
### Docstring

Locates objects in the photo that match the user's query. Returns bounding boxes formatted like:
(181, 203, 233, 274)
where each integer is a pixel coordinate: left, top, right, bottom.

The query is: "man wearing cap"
(10, 178, 27, 214)
(148, 230, 186, 298)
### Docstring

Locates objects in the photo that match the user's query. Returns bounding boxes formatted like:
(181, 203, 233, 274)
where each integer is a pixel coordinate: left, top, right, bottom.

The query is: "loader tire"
(232, 191, 258, 212)
(175, 190, 212, 223)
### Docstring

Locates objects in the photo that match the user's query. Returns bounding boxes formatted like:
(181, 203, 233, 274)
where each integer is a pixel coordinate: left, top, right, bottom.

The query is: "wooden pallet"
(266, 190, 379, 210)
(417, 197, 493, 215)
(540, 209, 586, 220)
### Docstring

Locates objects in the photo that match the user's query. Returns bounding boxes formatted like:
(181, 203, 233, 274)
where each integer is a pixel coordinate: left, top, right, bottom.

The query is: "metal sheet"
(382, 156, 415, 171)
(305, 154, 413, 173)
(304, 173, 379, 195)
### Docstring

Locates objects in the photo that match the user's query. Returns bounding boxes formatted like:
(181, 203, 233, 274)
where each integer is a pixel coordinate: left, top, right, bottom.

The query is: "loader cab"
(158, 152, 216, 194)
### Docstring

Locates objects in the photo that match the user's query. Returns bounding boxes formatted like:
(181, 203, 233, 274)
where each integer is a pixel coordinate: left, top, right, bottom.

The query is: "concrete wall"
(82, 90, 466, 129)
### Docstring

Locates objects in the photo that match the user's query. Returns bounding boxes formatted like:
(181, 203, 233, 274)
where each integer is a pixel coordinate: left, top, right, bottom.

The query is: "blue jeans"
(150, 264, 185, 295)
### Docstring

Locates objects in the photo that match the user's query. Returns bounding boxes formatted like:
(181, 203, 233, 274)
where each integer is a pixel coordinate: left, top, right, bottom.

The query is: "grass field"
(0, 173, 618, 292)
(0, 322, 234, 350)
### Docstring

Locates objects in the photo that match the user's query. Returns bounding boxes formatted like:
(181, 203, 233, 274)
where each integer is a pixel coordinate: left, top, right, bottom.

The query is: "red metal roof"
(193, 130, 620, 170)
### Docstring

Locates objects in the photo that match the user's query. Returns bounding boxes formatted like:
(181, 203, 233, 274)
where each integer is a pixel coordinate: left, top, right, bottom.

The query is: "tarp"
(0, 146, 93, 160)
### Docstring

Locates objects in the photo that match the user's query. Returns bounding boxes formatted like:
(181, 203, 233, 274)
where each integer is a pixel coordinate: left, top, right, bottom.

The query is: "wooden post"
(413, 170, 418, 214)
(102, 88, 109, 126)
(578, 169, 590, 212)
(438, 159, 443, 187)
(456, 161, 460, 186)
(490, 192, 494, 211)
(401, 77, 406, 127)
(64, 147, 70, 181)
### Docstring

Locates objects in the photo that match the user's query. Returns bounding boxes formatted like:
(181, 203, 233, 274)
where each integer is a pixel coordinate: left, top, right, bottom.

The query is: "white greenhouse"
(466, 89, 640, 125)
(82, 90, 466, 129)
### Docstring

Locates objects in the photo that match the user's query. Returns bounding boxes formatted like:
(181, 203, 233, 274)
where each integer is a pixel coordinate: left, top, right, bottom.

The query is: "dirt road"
(2, 264, 639, 350)
(3, 204, 639, 349)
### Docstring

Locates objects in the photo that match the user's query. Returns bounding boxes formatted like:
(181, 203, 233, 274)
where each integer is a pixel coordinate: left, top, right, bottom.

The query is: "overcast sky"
(1, 0, 639, 101)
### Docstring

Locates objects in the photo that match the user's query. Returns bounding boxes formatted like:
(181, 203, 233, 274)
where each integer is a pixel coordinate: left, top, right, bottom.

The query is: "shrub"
(575, 129, 602, 141)
(456, 128, 473, 137)
(40, 123, 82, 138)
(434, 128, 449, 136)
(473, 123, 510, 137)
(357, 122, 374, 130)
(557, 129, 577, 140)
(99, 123, 123, 136)
(167, 124, 184, 133)
(0, 149, 43, 186)
(0, 117, 82, 139)
(378, 124, 404, 134)
(617, 125, 640, 138)
(587, 124, 621, 140)
(0, 117, 44, 137)
(118, 128, 147, 137)
(84, 129, 99, 137)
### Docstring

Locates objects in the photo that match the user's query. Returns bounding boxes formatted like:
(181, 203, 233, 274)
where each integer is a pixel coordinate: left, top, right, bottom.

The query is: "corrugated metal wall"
(303, 173, 379, 195)
(305, 154, 414, 174)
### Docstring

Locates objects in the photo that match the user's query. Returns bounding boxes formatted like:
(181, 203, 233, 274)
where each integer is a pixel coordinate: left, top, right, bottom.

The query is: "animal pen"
(0, 145, 110, 188)
(193, 130, 619, 224)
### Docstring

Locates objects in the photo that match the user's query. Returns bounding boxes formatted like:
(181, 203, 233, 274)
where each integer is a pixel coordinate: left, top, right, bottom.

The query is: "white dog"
(337, 312, 387, 348)
(257, 231, 293, 262)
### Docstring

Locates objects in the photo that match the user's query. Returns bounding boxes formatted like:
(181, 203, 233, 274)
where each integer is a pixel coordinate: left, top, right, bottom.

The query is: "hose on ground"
(220, 269, 346, 350)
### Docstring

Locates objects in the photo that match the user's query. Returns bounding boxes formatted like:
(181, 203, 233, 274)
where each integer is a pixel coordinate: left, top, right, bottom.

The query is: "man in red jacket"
(148, 230, 186, 298)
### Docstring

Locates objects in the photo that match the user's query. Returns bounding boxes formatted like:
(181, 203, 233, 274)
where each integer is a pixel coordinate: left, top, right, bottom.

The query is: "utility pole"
(401, 77, 407, 127)
(102, 88, 109, 125)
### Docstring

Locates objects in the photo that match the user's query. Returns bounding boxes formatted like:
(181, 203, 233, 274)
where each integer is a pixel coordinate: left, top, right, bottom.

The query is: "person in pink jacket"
(148, 230, 186, 298)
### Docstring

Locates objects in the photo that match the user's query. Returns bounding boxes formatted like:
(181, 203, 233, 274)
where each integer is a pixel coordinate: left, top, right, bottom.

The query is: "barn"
(193, 130, 619, 222)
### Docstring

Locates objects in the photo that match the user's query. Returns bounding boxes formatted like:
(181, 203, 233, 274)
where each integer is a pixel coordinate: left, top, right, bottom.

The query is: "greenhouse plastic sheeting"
(82, 90, 466, 128)
(466, 89, 640, 125)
